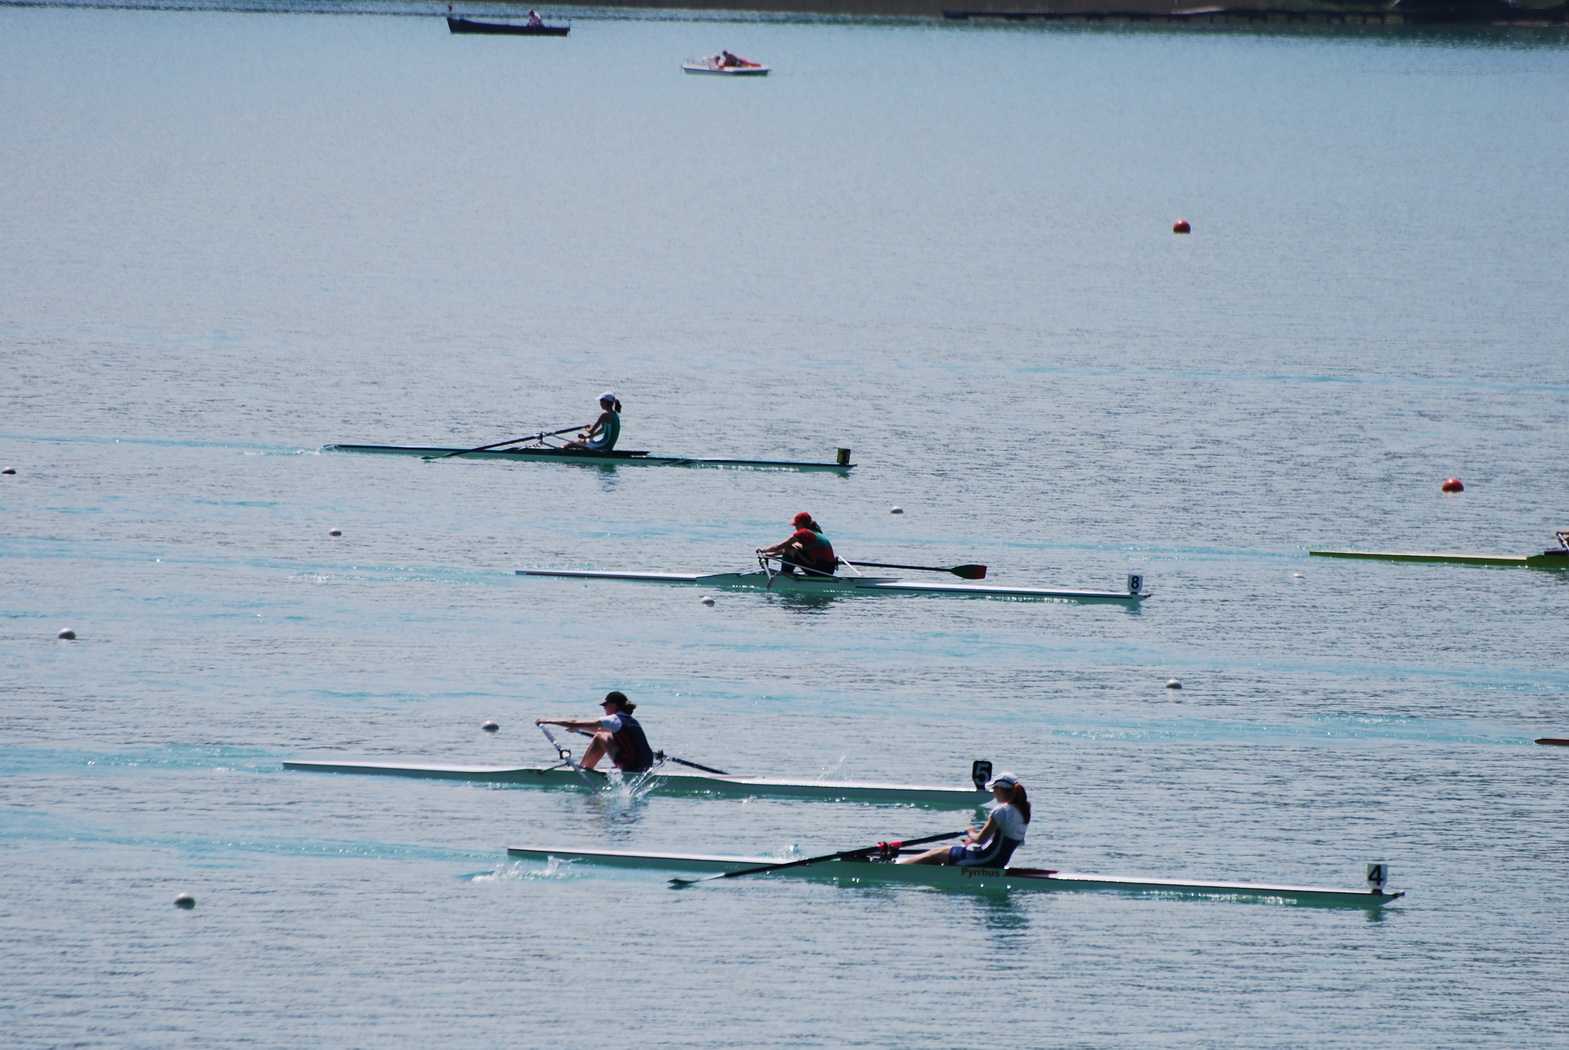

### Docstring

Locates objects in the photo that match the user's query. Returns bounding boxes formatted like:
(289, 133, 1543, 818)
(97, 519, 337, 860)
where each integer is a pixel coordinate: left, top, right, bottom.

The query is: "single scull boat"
(683, 54, 769, 75)
(502, 845, 1403, 907)
(515, 566, 1149, 604)
(283, 758, 991, 806)
(325, 444, 853, 473)
(446, 16, 569, 35)
(1311, 532, 1569, 570)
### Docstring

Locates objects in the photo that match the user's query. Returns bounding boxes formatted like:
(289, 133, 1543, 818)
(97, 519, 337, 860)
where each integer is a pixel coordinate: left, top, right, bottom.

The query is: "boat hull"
(515, 568, 1148, 603)
(283, 759, 988, 806)
(325, 444, 852, 472)
(1310, 548, 1569, 569)
(683, 62, 769, 75)
(446, 17, 569, 35)
(503, 846, 1403, 906)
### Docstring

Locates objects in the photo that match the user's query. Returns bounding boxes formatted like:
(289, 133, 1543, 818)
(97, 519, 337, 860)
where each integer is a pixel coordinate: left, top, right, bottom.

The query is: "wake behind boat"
(283, 756, 991, 807)
(325, 443, 853, 473)
(503, 845, 1403, 907)
(516, 563, 1149, 604)
(1311, 533, 1569, 570)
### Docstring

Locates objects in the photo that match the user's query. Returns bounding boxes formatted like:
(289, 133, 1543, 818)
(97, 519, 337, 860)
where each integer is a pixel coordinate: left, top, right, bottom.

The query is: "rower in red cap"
(757, 512, 836, 577)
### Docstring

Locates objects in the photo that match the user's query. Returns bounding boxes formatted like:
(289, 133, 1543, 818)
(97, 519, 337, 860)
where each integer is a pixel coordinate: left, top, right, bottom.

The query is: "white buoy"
(57, 628, 76, 640)
(328, 528, 342, 537)
(889, 506, 904, 514)
(481, 720, 499, 733)
(174, 893, 196, 909)
(700, 596, 716, 606)
(1165, 678, 1182, 689)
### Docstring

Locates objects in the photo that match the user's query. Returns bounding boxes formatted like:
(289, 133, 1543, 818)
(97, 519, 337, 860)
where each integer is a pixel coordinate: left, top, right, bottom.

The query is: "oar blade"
(951, 564, 987, 580)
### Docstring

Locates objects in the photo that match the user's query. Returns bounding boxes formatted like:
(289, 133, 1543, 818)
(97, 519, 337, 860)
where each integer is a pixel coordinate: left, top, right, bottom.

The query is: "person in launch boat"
(900, 772, 1030, 866)
(535, 691, 654, 773)
(757, 512, 836, 576)
(563, 391, 621, 451)
(525, 8, 543, 25)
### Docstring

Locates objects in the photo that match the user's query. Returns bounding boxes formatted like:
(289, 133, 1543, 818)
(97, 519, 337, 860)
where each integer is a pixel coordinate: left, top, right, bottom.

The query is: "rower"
(525, 7, 543, 25)
(899, 772, 1029, 866)
(757, 511, 836, 576)
(562, 391, 622, 451)
(536, 691, 654, 773)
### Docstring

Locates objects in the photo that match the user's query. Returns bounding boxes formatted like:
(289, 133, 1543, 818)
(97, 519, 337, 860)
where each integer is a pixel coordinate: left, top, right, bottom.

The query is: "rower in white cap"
(899, 771, 1030, 866)
(563, 391, 622, 451)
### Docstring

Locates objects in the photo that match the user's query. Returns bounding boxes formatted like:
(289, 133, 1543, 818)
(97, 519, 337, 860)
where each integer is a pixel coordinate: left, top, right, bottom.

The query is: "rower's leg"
(580, 732, 612, 770)
(898, 845, 955, 865)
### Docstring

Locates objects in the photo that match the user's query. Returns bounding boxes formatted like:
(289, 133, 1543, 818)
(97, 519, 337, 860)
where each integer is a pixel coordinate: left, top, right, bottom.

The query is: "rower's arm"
(967, 814, 998, 845)
(535, 717, 602, 731)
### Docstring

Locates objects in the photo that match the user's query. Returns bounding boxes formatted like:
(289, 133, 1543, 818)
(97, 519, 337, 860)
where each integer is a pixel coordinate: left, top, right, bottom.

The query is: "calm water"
(3, 4, 1568, 1046)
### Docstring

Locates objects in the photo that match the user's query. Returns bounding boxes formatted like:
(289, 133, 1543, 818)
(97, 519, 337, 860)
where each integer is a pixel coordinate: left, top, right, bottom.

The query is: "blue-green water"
(3, 5, 1567, 1046)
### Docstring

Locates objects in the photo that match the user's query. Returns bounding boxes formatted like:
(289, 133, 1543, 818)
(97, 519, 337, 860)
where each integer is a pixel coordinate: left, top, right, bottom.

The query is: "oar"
(656, 752, 731, 776)
(841, 560, 988, 580)
(564, 729, 731, 776)
(427, 425, 582, 460)
(670, 830, 964, 887)
(536, 723, 603, 792)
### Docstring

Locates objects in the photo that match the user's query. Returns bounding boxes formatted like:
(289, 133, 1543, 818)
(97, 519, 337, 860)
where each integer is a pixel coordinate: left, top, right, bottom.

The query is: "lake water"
(3, 4, 1567, 1046)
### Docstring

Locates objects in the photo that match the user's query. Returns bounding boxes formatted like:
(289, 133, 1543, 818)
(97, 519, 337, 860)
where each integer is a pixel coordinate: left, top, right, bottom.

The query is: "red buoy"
(1173, 219, 1191, 234)
(1441, 478, 1464, 493)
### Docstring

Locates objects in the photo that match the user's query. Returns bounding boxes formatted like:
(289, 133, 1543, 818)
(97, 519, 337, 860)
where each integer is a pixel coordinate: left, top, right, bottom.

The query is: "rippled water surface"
(3, 5, 1567, 1046)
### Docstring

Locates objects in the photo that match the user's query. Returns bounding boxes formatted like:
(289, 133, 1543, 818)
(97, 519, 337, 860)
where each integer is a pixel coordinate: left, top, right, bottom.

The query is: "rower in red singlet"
(535, 691, 655, 773)
(757, 512, 837, 577)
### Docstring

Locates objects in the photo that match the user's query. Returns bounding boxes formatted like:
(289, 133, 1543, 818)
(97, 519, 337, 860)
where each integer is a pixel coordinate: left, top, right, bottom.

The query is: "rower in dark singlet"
(757, 512, 836, 576)
(535, 691, 654, 773)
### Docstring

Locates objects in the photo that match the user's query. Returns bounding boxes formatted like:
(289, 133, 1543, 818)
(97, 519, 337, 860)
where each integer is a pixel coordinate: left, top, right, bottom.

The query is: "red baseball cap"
(793, 512, 813, 526)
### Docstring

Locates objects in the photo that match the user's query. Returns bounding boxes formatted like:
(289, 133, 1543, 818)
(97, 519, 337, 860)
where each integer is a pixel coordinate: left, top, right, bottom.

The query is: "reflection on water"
(966, 891, 1033, 933)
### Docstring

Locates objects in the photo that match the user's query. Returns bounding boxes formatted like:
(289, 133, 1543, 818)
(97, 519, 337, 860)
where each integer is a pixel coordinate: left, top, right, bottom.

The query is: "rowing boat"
(682, 55, 769, 75)
(1310, 547, 1569, 569)
(515, 567, 1149, 604)
(502, 845, 1404, 907)
(282, 759, 989, 806)
(325, 444, 853, 473)
(446, 16, 569, 35)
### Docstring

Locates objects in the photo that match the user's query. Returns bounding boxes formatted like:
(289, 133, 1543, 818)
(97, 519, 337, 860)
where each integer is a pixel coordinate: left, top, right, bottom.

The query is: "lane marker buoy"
(700, 596, 716, 606)
(481, 720, 499, 732)
(1441, 478, 1464, 492)
(328, 528, 343, 536)
(890, 506, 904, 514)
(58, 628, 76, 640)
(1173, 219, 1191, 234)
(174, 893, 196, 909)
(1165, 678, 1182, 689)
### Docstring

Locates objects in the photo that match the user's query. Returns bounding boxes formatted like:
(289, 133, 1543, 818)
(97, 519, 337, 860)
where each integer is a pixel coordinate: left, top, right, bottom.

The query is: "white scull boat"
(683, 54, 769, 75)
(503, 845, 1404, 907)
(283, 758, 990, 806)
(515, 567, 1149, 604)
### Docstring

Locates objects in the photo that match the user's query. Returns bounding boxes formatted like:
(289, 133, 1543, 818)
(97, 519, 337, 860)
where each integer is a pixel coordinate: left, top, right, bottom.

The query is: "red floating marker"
(1441, 478, 1464, 492)
(1173, 219, 1191, 234)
